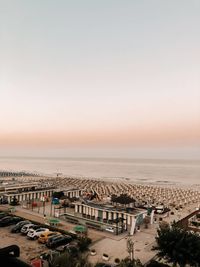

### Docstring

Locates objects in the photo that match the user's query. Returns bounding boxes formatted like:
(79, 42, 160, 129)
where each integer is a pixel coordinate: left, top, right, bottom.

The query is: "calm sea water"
(0, 157, 199, 185)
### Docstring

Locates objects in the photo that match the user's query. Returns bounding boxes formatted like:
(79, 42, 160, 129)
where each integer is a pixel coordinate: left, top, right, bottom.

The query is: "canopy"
(48, 218, 60, 226)
(73, 225, 87, 233)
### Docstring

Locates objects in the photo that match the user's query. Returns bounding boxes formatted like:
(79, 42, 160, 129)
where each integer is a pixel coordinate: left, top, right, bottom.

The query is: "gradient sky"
(0, 0, 200, 159)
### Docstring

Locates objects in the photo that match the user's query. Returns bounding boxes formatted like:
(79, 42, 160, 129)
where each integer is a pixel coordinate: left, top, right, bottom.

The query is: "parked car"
(45, 233, 62, 244)
(105, 227, 115, 233)
(38, 231, 61, 244)
(21, 224, 40, 234)
(55, 242, 79, 256)
(46, 235, 72, 248)
(11, 220, 31, 233)
(0, 212, 9, 219)
(0, 198, 9, 204)
(27, 228, 49, 240)
(0, 216, 22, 227)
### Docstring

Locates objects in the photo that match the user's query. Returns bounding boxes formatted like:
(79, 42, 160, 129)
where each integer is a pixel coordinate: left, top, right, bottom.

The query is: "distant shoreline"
(0, 157, 199, 185)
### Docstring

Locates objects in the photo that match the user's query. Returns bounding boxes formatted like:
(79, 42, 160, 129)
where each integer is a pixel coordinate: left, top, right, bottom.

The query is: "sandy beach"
(1, 174, 200, 264)
(15, 175, 200, 210)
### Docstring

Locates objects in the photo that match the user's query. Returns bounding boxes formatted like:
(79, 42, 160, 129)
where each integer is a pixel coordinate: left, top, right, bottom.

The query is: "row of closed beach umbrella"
(17, 176, 200, 210)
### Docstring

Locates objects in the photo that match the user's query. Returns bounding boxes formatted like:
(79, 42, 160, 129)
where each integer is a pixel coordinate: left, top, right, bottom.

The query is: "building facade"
(72, 202, 147, 235)
(0, 182, 55, 203)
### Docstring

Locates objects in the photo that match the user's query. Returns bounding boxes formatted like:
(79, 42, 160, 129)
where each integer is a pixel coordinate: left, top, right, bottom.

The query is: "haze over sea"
(0, 157, 199, 185)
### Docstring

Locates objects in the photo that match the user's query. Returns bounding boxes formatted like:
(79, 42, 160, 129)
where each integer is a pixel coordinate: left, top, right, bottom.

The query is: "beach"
(1, 172, 200, 265)
(0, 157, 199, 185)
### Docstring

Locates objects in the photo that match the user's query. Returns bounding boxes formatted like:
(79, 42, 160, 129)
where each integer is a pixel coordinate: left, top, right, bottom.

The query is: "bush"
(146, 260, 170, 266)
(52, 191, 64, 199)
(78, 237, 92, 252)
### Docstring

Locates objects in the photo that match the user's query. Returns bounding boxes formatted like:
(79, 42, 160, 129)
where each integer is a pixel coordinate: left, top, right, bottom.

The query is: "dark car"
(11, 220, 31, 233)
(0, 212, 9, 219)
(0, 216, 22, 227)
(46, 233, 62, 243)
(46, 235, 72, 248)
(55, 241, 79, 254)
(0, 198, 8, 204)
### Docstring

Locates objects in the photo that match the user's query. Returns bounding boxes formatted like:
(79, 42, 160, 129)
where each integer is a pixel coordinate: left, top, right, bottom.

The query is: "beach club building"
(63, 201, 148, 235)
(55, 188, 84, 199)
(0, 182, 55, 203)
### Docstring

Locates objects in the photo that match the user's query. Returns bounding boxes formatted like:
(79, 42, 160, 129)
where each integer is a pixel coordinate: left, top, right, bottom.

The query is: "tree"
(74, 255, 92, 267)
(154, 223, 200, 266)
(52, 191, 64, 199)
(146, 260, 170, 267)
(111, 194, 118, 205)
(10, 196, 19, 206)
(159, 221, 169, 230)
(143, 216, 150, 229)
(50, 251, 92, 267)
(118, 257, 143, 267)
(78, 236, 92, 252)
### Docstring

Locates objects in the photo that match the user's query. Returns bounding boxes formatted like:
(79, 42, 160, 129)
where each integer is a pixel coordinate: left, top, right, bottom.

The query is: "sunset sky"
(0, 1, 200, 159)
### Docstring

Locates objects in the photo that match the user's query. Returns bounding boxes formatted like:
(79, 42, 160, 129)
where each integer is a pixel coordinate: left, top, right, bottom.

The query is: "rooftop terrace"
(80, 201, 145, 215)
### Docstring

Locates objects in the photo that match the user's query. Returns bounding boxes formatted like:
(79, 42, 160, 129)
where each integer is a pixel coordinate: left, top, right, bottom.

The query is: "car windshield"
(53, 236, 63, 241)
(21, 221, 29, 224)
(25, 224, 33, 228)
(2, 217, 11, 220)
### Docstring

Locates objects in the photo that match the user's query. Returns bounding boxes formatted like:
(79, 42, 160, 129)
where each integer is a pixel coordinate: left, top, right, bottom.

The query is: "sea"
(0, 157, 199, 185)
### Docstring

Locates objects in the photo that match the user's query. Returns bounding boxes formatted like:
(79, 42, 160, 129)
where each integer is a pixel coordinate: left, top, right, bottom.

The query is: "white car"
(27, 228, 49, 240)
(105, 227, 115, 233)
(21, 224, 36, 234)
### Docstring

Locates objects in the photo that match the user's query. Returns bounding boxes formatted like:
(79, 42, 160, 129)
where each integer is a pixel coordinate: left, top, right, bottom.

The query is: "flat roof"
(0, 182, 39, 190)
(79, 201, 146, 215)
(55, 187, 83, 192)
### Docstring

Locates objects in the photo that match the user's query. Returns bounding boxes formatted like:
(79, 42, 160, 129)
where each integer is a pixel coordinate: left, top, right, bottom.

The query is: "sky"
(0, 0, 200, 159)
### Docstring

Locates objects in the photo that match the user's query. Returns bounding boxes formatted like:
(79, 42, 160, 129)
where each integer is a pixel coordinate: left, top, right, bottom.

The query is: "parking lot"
(0, 225, 49, 263)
